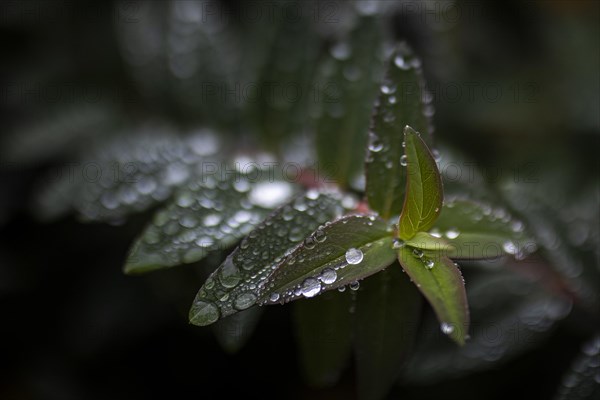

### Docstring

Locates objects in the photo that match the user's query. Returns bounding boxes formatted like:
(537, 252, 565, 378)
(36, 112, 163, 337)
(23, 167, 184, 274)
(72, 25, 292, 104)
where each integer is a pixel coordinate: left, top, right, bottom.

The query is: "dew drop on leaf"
(441, 322, 455, 335)
(445, 229, 460, 239)
(319, 268, 337, 284)
(192, 300, 219, 325)
(400, 155, 408, 166)
(233, 292, 257, 310)
(301, 277, 322, 298)
(345, 248, 364, 264)
(349, 281, 360, 291)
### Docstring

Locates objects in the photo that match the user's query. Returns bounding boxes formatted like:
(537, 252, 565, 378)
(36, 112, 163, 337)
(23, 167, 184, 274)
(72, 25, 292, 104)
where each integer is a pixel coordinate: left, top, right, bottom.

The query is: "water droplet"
(269, 292, 280, 302)
(191, 300, 219, 325)
(368, 134, 384, 152)
(503, 241, 518, 255)
(445, 229, 460, 239)
(203, 213, 221, 227)
(430, 228, 442, 238)
(330, 41, 351, 60)
(304, 237, 316, 249)
(424, 258, 435, 269)
(511, 221, 524, 233)
(392, 239, 405, 249)
(314, 229, 327, 243)
(319, 268, 337, 284)
(400, 155, 408, 166)
(412, 249, 424, 258)
(441, 322, 455, 335)
(380, 83, 396, 94)
(349, 281, 360, 291)
(180, 215, 198, 228)
(301, 277, 322, 298)
(233, 210, 252, 224)
(345, 248, 364, 264)
(388, 95, 397, 105)
(219, 256, 241, 288)
(338, 286, 346, 292)
(432, 149, 441, 162)
(248, 181, 293, 208)
(394, 54, 410, 70)
(233, 292, 257, 310)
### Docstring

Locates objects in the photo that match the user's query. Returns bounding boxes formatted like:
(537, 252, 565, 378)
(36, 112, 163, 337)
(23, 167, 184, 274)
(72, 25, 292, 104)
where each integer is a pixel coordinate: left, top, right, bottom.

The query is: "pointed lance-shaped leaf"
(366, 42, 434, 219)
(398, 126, 443, 240)
(315, 16, 384, 187)
(189, 190, 345, 326)
(397, 246, 469, 345)
(259, 214, 397, 305)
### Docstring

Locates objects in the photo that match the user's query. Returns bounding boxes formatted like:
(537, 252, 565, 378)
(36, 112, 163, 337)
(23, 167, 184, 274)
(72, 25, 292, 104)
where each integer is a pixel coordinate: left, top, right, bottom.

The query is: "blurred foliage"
(0, 1, 598, 400)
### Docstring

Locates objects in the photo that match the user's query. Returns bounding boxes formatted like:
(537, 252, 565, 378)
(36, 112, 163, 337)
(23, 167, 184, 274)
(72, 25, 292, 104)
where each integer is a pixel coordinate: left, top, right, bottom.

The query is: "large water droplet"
(319, 268, 337, 285)
(248, 181, 293, 208)
(301, 277, 322, 298)
(345, 248, 364, 264)
(219, 256, 241, 288)
(233, 292, 257, 310)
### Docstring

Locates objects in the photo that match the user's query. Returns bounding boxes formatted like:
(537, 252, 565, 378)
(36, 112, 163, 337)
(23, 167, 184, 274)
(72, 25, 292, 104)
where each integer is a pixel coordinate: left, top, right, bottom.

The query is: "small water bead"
(368, 133, 384, 152)
(319, 268, 337, 285)
(330, 41, 351, 60)
(269, 292, 280, 302)
(430, 229, 442, 238)
(338, 286, 346, 292)
(503, 241, 518, 255)
(394, 54, 411, 70)
(179, 215, 198, 228)
(392, 239, 405, 249)
(233, 292, 257, 310)
(176, 192, 194, 207)
(441, 322, 455, 335)
(400, 155, 408, 166)
(349, 281, 360, 291)
(304, 237, 316, 249)
(388, 95, 397, 105)
(301, 277, 322, 298)
(432, 149, 442, 162)
(314, 229, 327, 243)
(345, 248, 364, 264)
(203, 213, 221, 227)
(445, 229, 460, 239)
(219, 256, 241, 288)
(424, 258, 435, 269)
(511, 220, 525, 233)
(380, 83, 396, 94)
(412, 249, 424, 258)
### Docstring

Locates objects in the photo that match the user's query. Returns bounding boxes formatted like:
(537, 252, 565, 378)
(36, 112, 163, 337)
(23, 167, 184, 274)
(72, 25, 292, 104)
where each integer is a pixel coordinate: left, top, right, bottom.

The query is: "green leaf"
(124, 174, 296, 274)
(355, 264, 422, 400)
(212, 307, 263, 354)
(315, 17, 384, 187)
(398, 126, 443, 240)
(397, 246, 469, 345)
(430, 199, 536, 260)
(189, 190, 344, 326)
(293, 291, 353, 387)
(404, 231, 451, 251)
(366, 43, 434, 219)
(259, 215, 396, 304)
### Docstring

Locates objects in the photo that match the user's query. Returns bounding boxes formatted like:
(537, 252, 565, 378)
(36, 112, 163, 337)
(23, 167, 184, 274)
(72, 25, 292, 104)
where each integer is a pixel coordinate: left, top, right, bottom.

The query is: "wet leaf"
(315, 16, 384, 187)
(212, 307, 263, 354)
(355, 264, 422, 400)
(366, 43, 433, 219)
(34, 128, 214, 222)
(398, 126, 443, 240)
(397, 246, 469, 345)
(124, 173, 295, 274)
(293, 291, 353, 387)
(404, 231, 451, 251)
(431, 199, 536, 260)
(259, 215, 396, 305)
(402, 269, 573, 383)
(189, 191, 345, 326)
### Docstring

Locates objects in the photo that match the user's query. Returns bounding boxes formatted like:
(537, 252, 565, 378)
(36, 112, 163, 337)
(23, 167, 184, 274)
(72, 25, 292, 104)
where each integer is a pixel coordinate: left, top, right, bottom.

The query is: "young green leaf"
(212, 307, 263, 354)
(397, 246, 469, 345)
(430, 199, 535, 260)
(259, 215, 397, 305)
(398, 126, 443, 240)
(189, 191, 344, 326)
(404, 231, 451, 251)
(293, 291, 353, 387)
(355, 264, 422, 400)
(365, 43, 434, 219)
(315, 17, 384, 187)
(124, 175, 295, 274)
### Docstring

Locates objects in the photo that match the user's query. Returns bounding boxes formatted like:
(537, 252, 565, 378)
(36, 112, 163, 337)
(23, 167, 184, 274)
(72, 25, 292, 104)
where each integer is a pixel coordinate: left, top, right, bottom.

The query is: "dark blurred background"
(0, 1, 598, 399)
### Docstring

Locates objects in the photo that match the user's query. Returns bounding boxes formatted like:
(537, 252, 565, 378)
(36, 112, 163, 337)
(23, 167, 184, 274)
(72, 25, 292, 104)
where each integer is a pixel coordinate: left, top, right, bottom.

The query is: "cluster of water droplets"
(127, 171, 290, 270)
(38, 128, 220, 223)
(189, 191, 345, 325)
